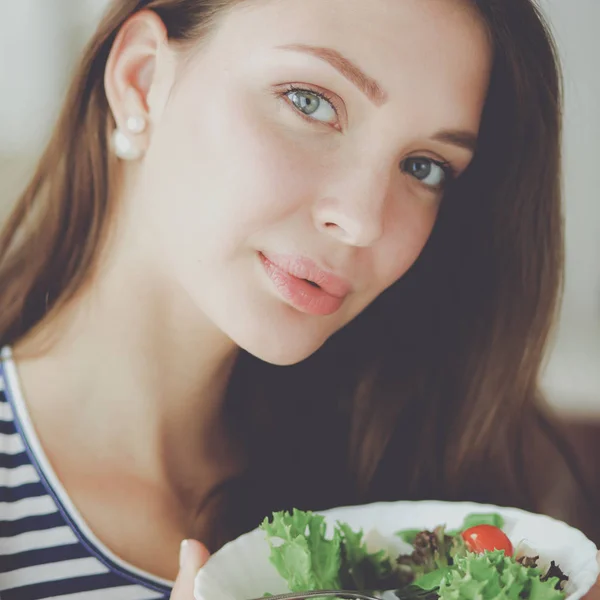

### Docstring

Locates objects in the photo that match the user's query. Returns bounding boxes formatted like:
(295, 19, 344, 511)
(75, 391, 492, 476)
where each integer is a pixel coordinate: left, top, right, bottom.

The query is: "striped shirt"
(0, 347, 173, 599)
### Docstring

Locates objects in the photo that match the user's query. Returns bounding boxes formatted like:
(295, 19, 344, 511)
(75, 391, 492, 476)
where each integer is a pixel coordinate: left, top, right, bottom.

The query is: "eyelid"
(275, 83, 348, 130)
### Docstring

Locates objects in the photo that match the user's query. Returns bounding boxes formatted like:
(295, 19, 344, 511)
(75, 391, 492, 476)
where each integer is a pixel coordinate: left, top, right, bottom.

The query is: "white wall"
(0, 0, 598, 417)
(536, 0, 600, 418)
(0, 0, 110, 155)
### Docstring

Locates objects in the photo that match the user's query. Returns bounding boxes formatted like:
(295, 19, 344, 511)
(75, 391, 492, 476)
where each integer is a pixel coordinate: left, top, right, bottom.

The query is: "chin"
(206, 282, 343, 366)
(241, 335, 327, 367)
(232, 321, 332, 367)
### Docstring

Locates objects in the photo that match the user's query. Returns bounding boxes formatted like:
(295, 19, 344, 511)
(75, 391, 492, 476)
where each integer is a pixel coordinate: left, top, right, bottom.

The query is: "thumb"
(171, 539, 210, 599)
(582, 552, 600, 600)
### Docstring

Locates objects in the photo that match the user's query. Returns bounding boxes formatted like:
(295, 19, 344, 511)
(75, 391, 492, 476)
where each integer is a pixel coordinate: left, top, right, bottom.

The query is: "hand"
(171, 539, 211, 600)
(582, 553, 600, 600)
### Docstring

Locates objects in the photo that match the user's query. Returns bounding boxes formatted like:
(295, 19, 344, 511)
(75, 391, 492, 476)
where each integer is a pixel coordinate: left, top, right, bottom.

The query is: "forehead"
(210, 0, 493, 128)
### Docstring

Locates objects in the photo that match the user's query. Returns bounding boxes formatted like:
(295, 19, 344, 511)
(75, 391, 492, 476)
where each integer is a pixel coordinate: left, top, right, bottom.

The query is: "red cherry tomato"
(461, 525, 514, 556)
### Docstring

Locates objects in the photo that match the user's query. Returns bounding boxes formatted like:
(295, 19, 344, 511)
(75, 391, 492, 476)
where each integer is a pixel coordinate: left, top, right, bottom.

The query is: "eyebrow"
(277, 43, 388, 106)
(431, 129, 478, 153)
(277, 43, 478, 153)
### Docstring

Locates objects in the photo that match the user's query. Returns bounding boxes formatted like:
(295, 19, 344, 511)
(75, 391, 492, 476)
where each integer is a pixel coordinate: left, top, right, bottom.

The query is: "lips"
(263, 253, 351, 297)
(259, 252, 351, 316)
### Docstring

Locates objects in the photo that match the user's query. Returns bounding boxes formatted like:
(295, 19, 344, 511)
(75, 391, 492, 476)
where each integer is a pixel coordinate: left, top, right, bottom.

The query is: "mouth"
(259, 252, 352, 297)
(258, 252, 351, 316)
(303, 279, 321, 289)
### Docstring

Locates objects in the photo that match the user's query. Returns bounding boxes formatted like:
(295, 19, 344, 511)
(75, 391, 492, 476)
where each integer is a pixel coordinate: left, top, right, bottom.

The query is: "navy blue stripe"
(1, 572, 169, 600)
(0, 362, 172, 597)
(0, 419, 16, 434)
(1, 481, 46, 502)
(0, 511, 64, 537)
(0, 451, 30, 469)
(0, 542, 89, 573)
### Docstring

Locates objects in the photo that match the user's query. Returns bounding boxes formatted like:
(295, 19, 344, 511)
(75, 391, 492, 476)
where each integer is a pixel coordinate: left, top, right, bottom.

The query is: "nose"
(312, 165, 391, 248)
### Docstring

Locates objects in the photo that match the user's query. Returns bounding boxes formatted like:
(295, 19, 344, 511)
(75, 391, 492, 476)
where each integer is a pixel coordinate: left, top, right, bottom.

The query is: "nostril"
(321, 221, 352, 242)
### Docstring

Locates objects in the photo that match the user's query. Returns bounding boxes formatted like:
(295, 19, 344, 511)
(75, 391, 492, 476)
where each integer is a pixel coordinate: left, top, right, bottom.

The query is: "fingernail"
(179, 539, 189, 568)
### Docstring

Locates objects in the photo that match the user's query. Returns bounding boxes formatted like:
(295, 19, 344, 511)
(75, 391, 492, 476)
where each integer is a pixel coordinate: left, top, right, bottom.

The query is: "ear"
(104, 10, 177, 151)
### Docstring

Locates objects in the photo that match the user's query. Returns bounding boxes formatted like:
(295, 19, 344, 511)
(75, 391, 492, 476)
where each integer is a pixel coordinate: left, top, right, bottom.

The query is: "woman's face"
(126, 0, 492, 365)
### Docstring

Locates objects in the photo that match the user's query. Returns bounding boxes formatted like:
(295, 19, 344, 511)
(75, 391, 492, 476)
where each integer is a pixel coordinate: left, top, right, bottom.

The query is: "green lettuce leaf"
(461, 513, 504, 530)
(446, 513, 505, 537)
(261, 510, 411, 593)
(438, 551, 566, 600)
(261, 510, 342, 591)
(413, 567, 453, 590)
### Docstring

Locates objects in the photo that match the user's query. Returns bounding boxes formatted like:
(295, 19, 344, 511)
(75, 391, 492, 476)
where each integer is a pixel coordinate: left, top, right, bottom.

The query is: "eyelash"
(279, 85, 457, 190)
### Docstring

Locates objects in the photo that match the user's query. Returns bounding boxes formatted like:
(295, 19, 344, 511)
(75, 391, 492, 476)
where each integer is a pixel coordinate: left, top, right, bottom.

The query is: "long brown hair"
(0, 0, 595, 549)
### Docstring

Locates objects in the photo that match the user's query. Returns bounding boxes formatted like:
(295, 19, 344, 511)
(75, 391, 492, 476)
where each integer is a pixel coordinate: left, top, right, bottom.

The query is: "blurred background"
(0, 0, 599, 531)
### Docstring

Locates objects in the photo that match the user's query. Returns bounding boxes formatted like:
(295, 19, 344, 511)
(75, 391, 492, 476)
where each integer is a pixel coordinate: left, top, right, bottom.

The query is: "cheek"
(375, 199, 439, 285)
(147, 83, 323, 256)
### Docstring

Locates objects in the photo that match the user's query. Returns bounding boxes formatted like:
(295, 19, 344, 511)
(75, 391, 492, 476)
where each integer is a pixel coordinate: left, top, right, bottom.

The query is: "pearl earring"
(111, 115, 148, 161)
(126, 115, 147, 134)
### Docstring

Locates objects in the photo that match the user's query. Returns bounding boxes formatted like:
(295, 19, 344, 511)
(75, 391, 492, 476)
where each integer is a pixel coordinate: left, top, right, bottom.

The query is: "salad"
(260, 509, 569, 600)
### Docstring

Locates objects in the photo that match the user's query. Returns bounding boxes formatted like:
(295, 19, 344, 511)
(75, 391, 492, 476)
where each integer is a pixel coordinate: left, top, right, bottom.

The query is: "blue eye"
(285, 88, 338, 125)
(402, 157, 453, 189)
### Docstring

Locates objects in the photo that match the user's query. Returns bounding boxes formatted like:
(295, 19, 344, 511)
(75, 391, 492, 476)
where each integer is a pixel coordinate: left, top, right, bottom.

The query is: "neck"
(13, 241, 241, 490)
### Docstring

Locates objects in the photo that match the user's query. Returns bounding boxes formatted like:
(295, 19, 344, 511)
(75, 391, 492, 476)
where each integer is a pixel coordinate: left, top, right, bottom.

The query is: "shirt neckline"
(0, 346, 174, 594)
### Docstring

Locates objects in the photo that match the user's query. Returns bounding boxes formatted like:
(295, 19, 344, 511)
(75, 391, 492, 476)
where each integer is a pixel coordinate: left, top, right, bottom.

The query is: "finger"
(582, 553, 600, 600)
(584, 578, 600, 600)
(171, 539, 210, 599)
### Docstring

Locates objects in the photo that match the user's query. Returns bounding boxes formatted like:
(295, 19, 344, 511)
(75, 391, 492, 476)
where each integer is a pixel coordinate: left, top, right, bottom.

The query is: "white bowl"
(194, 500, 599, 600)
